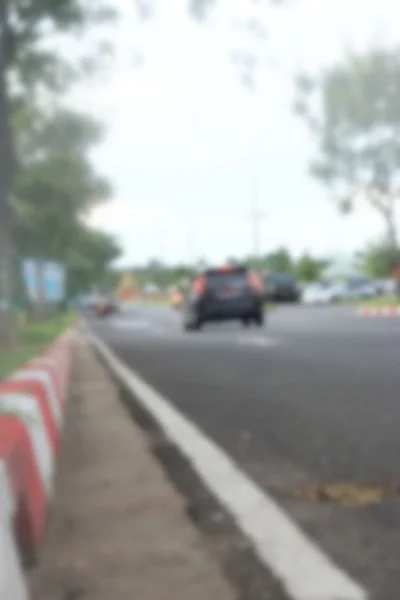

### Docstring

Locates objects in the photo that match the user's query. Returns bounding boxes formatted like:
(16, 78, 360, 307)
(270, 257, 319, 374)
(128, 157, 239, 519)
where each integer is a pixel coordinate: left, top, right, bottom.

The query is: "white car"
(303, 280, 379, 305)
(302, 283, 334, 305)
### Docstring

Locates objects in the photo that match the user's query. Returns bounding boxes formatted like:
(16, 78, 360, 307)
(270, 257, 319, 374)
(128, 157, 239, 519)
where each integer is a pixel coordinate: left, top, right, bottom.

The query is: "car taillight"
(192, 276, 206, 296)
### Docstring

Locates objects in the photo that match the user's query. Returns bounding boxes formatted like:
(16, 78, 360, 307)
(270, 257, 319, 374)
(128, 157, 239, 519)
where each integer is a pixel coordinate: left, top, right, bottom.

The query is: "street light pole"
(185, 207, 195, 267)
(248, 125, 265, 261)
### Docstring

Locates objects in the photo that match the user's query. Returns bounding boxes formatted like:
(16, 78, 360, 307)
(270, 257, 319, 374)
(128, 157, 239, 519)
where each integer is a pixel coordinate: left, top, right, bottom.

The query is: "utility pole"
(249, 203, 265, 260)
(0, 0, 17, 347)
(248, 130, 265, 261)
(186, 211, 194, 267)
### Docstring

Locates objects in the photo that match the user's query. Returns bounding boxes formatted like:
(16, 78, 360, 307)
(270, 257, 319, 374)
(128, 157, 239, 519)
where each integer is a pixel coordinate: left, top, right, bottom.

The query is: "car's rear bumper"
(197, 297, 261, 320)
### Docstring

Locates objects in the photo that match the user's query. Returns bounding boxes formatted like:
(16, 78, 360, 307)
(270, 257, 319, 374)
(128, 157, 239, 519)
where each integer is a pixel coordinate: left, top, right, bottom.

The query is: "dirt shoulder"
(29, 333, 234, 600)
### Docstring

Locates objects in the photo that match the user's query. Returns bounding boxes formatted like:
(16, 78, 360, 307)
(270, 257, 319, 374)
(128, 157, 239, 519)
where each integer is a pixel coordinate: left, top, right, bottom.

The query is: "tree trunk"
(35, 259, 47, 321)
(0, 0, 17, 349)
(0, 217, 17, 347)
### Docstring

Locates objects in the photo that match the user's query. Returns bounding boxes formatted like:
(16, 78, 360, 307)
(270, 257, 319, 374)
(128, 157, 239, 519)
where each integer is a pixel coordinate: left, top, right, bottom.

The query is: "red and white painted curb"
(0, 329, 74, 599)
(358, 305, 400, 317)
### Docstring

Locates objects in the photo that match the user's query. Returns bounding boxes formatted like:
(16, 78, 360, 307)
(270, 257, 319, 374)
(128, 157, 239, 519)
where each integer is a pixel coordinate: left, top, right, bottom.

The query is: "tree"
(357, 241, 395, 279)
(294, 48, 400, 251)
(0, 0, 115, 344)
(264, 247, 293, 273)
(295, 253, 327, 282)
(0, 0, 18, 345)
(10, 0, 115, 94)
(11, 107, 111, 316)
(13, 108, 110, 263)
(66, 225, 121, 296)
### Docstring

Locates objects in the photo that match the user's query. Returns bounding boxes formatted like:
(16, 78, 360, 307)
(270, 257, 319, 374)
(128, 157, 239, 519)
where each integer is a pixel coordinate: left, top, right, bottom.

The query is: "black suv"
(182, 265, 264, 330)
(264, 272, 300, 303)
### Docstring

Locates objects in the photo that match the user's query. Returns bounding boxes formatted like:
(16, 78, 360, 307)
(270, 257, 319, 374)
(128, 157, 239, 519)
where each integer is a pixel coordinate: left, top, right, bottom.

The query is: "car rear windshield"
(205, 269, 249, 290)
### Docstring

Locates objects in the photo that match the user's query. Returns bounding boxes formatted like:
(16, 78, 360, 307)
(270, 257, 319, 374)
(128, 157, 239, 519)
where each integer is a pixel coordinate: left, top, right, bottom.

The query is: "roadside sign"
(21, 259, 66, 302)
(43, 261, 66, 301)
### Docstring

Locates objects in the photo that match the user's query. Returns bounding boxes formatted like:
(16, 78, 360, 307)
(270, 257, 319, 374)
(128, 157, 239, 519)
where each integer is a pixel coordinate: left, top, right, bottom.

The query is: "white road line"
(109, 318, 166, 334)
(110, 318, 152, 329)
(88, 330, 367, 600)
(236, 336, 280, 347)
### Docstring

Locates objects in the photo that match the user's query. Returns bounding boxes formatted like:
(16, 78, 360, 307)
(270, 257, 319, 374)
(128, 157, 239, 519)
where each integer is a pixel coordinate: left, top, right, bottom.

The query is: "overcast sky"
(69, 0, 400, 266)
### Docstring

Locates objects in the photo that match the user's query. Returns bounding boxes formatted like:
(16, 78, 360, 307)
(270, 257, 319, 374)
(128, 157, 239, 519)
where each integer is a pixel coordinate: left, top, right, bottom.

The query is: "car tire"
(184, 316, 202, 331)
(253, 310, 264, 326)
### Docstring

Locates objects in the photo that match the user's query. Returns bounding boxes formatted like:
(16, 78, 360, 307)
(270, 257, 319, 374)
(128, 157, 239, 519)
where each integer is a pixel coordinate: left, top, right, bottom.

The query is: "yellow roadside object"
(170, 289, 183, 308)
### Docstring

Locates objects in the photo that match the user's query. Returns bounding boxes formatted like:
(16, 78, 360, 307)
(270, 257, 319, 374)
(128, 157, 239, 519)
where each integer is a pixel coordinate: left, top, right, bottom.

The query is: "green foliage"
(12, 108, 111, 262)
(7, 1, 117, 303)
(9, 0, 116, 82)
(246, 248, 293, 273)
(294, 48, 400, 247)
(295, 253, 328, 281)
(10, 106, 119, 298)
(249, 248, 327, 281)
(264, 247, 294, 273)
(0, 0, 116, 344)
(358, 241, 397, 278)
(123, 247, 332, 291)
(24, 108, 104, 159)
(66, 225, 121, 296)
(0, 309, 76, 379)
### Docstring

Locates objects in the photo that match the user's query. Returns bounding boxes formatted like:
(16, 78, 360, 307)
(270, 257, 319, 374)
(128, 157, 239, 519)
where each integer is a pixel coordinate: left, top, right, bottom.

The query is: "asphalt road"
(89, 303, 400, 600)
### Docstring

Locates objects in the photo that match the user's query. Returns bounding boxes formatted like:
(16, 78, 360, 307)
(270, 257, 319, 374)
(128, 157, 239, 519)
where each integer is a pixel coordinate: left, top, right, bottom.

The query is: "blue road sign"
(22, 259, 66, 302)
(43, 261, 66, 301)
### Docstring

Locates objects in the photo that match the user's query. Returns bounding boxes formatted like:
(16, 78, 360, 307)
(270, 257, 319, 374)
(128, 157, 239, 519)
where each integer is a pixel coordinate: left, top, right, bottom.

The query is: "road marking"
(236, 336, 280, 347)
(109, 318, 165, 335)
(88, 330, 367, 600)
(111, 318, 152, 329)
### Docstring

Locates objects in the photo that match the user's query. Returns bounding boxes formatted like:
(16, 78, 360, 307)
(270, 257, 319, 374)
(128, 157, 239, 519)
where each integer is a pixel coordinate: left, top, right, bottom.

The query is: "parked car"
(302, 283, 331, 305)
(301, 282, 345, 305)
(302, 278, 379, 305)
(182, 264, 264, 330)
(264, 272, 300, 303)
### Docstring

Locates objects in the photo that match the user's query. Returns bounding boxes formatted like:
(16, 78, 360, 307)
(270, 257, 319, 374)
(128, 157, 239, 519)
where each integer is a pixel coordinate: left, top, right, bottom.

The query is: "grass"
(340, 294, 400, 307)
(0, 310, 76, 380)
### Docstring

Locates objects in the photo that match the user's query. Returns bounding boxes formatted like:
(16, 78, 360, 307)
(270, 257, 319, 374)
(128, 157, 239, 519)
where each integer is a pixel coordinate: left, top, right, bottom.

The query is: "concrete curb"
(0, 330, 74, 599)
